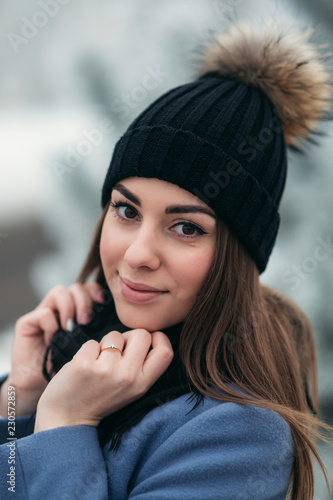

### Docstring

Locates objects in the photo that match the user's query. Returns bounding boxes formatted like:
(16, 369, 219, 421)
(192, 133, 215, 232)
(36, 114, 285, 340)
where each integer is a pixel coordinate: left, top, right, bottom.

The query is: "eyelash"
(109, 201, 207, 240)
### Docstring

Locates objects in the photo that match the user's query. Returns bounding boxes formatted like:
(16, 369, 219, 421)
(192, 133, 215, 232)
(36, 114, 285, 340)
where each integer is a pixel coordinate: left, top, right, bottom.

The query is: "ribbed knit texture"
(102, 72, 287, 272)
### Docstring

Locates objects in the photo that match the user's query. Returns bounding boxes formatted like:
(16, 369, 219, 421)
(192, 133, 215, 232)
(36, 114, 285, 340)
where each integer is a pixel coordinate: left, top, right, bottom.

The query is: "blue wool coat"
(0, 375, 293, 499)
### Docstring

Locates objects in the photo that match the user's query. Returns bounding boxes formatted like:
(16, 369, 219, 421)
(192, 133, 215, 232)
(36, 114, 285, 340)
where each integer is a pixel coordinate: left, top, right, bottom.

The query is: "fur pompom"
(199, 22, 332, 146)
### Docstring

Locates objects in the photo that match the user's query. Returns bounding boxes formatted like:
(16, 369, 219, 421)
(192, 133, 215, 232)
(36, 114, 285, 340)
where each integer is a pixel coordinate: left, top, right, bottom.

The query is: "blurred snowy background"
(0, 0, 332, 495)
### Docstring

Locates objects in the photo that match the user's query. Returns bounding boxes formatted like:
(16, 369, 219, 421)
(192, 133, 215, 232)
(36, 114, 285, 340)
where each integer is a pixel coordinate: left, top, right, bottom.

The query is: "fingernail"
(97, 291, 106, 302)
(66, 318, 74, 332)
(80, 313, 91, 325)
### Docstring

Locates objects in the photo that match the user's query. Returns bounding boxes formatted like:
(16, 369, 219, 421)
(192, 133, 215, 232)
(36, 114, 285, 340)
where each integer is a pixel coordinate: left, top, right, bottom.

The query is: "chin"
(115, 305, 178, 332)
(117, 315, 168, 333)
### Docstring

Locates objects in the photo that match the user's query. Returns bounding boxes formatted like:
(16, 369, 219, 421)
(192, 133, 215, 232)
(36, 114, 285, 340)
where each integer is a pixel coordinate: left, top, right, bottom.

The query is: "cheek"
(99, 224, 109, 266)
(100, 221, 121, 268)
(174, 250, 214, 295)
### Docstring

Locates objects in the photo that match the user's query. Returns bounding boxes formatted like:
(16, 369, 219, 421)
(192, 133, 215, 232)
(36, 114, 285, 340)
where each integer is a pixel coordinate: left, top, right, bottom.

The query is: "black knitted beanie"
(101, 22, 331, 273)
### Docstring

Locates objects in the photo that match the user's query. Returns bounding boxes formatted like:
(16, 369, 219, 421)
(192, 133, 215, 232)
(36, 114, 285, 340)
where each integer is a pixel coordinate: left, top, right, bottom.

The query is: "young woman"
(0, 21, 332, 499)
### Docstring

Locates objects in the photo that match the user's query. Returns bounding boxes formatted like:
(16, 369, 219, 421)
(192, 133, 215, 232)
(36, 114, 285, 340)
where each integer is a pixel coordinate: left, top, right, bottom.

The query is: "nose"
(124, 225, 161, 271)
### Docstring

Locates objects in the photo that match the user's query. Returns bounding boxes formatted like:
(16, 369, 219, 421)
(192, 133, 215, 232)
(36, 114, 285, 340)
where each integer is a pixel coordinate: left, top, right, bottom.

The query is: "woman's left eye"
(171, 222, 206, 239)
(109, 201, 206, 239)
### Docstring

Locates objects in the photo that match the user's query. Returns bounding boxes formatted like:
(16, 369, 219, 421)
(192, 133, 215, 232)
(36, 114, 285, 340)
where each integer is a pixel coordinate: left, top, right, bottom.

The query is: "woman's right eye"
(109, 201, 138, 221)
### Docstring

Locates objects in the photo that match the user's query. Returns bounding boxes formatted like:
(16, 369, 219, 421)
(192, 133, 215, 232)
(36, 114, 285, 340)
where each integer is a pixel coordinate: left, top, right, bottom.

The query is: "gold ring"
(100, 344, 123, 354)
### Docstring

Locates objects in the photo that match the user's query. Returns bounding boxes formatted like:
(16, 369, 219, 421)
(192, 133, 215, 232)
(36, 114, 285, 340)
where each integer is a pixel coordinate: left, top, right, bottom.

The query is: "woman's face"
(100, 177, 216, 331)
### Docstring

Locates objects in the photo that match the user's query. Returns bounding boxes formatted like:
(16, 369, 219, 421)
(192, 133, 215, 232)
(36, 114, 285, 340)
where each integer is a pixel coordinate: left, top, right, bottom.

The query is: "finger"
(19, 307, 61, 345)
(99, 330, 125, 353)
(36, 286, 75, 331)
(84, 282, 107, 304)
(141, 331, 174, 385)
(121, 329, 152, 369)
(43, 345, 56, 379)
(73, 339, 101, 362)
(68, 283, 96, 325)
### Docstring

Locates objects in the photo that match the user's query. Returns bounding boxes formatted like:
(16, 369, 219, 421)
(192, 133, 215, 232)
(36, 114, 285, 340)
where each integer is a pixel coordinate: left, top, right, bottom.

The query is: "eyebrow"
(112, 184, 216, 219)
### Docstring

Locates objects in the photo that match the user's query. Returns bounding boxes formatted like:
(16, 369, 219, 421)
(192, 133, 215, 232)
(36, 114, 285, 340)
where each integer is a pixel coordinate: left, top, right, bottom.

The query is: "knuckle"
(98, 364, 113, 379)
(75, 359, 91, 375)
(35, 307, 53, 322)
(102, 330, 122, 342)
(15, 315, 27, 329)
(135, 328, 152, 341)
(119, 370, 136, 387)
(68, 283, 82, 292)
(42, 307, 59, 323)
(84, 339, 99, 350)
(36, 307, 51, 321)
(38, 305, 52, 315)
(160, 345, 174, 364)
(52, 285, 69, 297)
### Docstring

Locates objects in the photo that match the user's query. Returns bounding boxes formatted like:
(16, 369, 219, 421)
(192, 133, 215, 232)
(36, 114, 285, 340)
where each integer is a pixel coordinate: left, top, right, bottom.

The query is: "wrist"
(34, 413, 76, 433)
(34, 403, 99, 433)
(0, 378, 43, 417)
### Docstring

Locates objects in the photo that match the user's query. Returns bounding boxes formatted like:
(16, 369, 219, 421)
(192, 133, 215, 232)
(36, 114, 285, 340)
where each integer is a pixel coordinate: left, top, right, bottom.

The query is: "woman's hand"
(34, 328, 174, 432)
(0, 283, 106, 417)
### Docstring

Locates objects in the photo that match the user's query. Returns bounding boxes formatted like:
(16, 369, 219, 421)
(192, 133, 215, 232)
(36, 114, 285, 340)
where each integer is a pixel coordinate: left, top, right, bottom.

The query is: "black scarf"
(42, 291, 202, 451)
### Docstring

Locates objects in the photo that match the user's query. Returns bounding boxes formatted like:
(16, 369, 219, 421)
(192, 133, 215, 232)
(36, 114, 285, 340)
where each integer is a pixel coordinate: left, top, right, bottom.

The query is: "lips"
(121, 277, 166, 292)
(119, 276, 167, 303)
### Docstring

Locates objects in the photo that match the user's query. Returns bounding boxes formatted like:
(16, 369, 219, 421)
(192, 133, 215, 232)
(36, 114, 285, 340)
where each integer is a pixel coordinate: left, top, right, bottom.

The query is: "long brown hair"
(78, 204, 332, 500)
